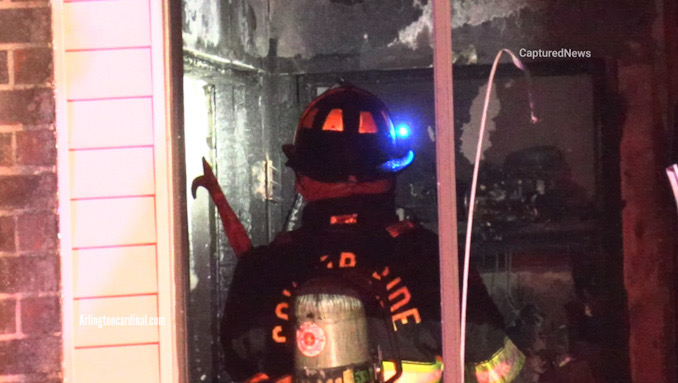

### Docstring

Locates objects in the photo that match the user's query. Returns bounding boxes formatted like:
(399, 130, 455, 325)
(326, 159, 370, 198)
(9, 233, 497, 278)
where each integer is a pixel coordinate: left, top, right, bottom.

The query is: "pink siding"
(64, 0, 151, 50)
(73, 245, 158, 298)
(70, 197, 157, 248)
(74, 295, 160, 347)
(55, 0, 174, 379)
(64, 49, 153, 100)
(73, 344, 160, 383)
(69, 147, 155, 198)
(68, 98, 154, 149)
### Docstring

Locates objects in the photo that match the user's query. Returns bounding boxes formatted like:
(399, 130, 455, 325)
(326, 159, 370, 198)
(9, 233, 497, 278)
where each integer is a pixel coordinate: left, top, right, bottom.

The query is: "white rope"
(460, 49, 538, 378)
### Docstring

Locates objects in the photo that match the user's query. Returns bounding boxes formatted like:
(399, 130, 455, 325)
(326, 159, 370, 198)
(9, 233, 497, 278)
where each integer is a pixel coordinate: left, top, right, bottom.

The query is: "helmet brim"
(282, 144, 413, 182)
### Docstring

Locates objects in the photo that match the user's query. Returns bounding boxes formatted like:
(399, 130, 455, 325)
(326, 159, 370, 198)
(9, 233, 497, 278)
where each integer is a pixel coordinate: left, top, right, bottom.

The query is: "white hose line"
(460, 49, 538, 377)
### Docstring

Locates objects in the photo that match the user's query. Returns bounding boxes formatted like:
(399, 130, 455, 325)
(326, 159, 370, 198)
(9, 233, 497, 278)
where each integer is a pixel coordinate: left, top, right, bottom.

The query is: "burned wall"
(182, 0, 270, 69)
(267, 0, 656, 71)
(183, 67, 283, 382)
(453, 0, 655, 65)
(270, 0, 433, 73)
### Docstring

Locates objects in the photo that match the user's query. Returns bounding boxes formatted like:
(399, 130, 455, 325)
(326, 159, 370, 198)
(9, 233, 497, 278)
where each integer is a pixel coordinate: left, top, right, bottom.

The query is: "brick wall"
(0, 1, 62, 382)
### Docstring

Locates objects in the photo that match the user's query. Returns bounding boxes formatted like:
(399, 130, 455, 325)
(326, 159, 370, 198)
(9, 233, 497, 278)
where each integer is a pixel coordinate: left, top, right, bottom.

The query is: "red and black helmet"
(283, 85, 414, 182)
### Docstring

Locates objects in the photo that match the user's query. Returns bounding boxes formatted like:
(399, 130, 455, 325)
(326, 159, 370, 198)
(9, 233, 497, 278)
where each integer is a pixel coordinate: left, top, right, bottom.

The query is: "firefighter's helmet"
(283, 85, 414, 183)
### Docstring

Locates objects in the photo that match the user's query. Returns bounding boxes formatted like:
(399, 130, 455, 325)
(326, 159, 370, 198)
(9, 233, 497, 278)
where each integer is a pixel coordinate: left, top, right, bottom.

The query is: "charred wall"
(182, 0, 269, 69)
(268, 0, 656, 71)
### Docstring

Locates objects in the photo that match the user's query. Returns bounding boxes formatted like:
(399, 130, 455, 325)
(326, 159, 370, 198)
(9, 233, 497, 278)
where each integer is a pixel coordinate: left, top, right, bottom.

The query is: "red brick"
(0, 299, 16, 334)
(0, 133, 12, 166)
(8, 374, 61, 383)
(20, 296, 59, 334)
(0, 89, 55, 125)
(17, 213, 57, 251)
(14, 48, 52, 85)
(0, 51, 8, 84)
(0, 216, 15, 252)
(0, 336, 61, 374)
(0, 255, 59, 293)
(0, 9, 51, 44)
(16, 130, 55, 166)
(0, 174, 56, 209)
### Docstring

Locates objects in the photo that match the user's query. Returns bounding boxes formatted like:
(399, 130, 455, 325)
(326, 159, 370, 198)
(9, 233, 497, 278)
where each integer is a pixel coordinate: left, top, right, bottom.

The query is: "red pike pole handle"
(191, 157, 252, 257)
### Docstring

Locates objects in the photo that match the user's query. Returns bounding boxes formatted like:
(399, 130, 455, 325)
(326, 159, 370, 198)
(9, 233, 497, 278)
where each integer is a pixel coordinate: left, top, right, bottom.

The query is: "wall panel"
(55, 0, 182, 379)
(70, 197, 156, 248)
(73, 344, 160, 383)
(68, 98, 154, 149)
(64, 49, 152, 100)
(73, 245, 157, 298)
(64, 0, 151, 50)
(69, 147, 155, 199)
(74, 295, 159, 347)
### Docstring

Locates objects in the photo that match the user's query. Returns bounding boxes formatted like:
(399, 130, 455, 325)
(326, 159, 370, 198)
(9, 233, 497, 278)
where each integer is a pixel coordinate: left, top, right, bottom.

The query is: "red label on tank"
(296, 321, 326, 357)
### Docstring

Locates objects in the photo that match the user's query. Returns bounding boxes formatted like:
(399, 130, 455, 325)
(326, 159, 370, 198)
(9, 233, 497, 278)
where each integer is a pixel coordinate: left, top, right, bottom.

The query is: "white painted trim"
(52, 0, 75, 380)
(432, 0, 462, 382)
(151, 0, 185, 380)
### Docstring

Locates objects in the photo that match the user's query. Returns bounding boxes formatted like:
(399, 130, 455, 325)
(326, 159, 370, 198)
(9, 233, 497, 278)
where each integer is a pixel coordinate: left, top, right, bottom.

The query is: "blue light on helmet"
(388, 124, 411, 140)
(378, 150, 415, 173)
(396, 124, 410, 138)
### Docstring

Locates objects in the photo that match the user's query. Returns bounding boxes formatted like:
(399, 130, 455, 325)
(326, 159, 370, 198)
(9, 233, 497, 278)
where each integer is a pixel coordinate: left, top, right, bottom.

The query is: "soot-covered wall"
(184, 0, 661, 71)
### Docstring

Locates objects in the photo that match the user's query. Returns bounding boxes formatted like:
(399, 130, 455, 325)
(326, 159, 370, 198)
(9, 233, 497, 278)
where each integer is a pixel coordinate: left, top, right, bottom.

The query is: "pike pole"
(191, 157, 252, 257)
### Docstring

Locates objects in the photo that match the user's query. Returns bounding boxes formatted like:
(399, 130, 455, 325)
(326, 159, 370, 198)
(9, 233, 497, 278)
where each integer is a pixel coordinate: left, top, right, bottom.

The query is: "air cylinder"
(293, 278, 375, 383)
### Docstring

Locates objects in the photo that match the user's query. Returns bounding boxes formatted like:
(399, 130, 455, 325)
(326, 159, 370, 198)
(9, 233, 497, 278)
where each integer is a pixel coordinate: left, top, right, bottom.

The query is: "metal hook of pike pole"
(191, 157, 252, 257)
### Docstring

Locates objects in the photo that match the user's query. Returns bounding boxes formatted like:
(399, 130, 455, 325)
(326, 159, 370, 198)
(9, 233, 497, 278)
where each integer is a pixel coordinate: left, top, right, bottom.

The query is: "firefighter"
(220, 85, 524, 383)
